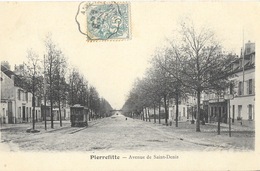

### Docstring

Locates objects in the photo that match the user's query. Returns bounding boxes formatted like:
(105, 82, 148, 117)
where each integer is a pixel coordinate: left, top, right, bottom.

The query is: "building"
(41, 104, 70, 121)
(168, 96, 197, 122)
(1, 64, 41, 124)
(0, 65, 14, 124)
(203, 41, 255, 126)
(229, 41, 255, 124)
(142, 95, 197, 122)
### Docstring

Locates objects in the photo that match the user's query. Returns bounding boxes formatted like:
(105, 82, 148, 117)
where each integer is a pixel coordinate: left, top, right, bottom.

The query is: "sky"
(1, 2, 259, 109)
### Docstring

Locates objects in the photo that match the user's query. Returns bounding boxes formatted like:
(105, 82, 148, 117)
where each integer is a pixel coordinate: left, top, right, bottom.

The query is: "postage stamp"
(76, 2, 131, 41)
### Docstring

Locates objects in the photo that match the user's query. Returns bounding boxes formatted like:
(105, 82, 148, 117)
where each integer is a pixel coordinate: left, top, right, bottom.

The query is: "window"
(238, 81, 243, 95)
(248, 79, 253, 95)
(18, 90, 21, 100)
(183, 107, 185, 117)
(239, 60, 242, 68)
(238, 105, 242, 118)
(26, 107, 28, 118)
(252, 79, 255, 94)
(2, 108, 5, 117)
(25, 92, 28, 102)
(246, 47, 251, 54)
(248, 104, 252, 120)
(229, 83, 234, 94)
(18, 107, 21, 118)
(34, 97, 37, 106)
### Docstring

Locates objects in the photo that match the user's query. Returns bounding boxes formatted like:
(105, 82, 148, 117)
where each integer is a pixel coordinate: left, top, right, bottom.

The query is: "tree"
(24, 50, 43, 130)
(144, 69, 165, 124)
(45, 36, 63, 129)
(156, 45, 191, 127)
(166, 22, 235, 132)
(122, 89, 142, 119)
(151, 48, 178, 126)
(52, 55, 67, 127)
(67, 67, 112, 120)
(89, 86, 100, 120)
(100, 98, 113, 117)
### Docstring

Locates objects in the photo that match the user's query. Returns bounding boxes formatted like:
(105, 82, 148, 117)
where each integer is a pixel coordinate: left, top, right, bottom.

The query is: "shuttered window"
(248, 79, 253, 95)
(246, 80, 249, 95)
(252, 79, 255, 94)
(238, 82, 243, 95)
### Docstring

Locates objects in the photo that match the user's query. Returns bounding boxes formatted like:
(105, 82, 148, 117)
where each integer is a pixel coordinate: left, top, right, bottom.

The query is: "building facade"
(203, 41, 255, 126)
(1, 64, 41, 124)
(142, 95, 197, 122)
(229, 41, 255, 124)
(41, 104, 70, 121)
(168, 96, 197, 122)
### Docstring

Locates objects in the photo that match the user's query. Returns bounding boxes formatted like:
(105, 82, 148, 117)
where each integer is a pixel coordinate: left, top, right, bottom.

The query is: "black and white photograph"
(0, 1, 259, 170)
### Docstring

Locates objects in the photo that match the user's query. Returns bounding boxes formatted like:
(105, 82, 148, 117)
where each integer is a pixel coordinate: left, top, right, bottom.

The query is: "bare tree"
(53, 55, 67, 127)
(45, 36, 62, 129)
(151, 48, 177, 126)
(165, 23, 235, 132)
(24, 50, 42, 131)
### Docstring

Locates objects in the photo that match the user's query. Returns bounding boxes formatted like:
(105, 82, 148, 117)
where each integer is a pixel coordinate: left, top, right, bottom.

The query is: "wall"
(0, 102, 8, 124)
(230, 68, 255, 121)
(169, 104, 189, 121)
(0, 71, 15, 100)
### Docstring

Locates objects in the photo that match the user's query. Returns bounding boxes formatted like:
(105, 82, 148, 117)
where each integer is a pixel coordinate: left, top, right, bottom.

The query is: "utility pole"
(44, 55, 47, 130)
(242, 29, 245, 96)
(217, 92, 221, 135)
(228, 99, 231, 137)
(175, 49, 179, 127)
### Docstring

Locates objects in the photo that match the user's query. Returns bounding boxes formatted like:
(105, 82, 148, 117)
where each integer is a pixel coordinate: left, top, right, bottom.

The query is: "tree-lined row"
(16, 36, 113, 130)
(122, 22, 236, 132)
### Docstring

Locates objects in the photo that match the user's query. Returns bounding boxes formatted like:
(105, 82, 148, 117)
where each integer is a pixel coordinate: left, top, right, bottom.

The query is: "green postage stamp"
(76, 1, 131, 41)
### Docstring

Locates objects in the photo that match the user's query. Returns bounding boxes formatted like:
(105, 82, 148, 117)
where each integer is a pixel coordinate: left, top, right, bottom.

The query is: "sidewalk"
(0, 119, 104, 132)
(0, 120, 71, 131)
(140, 118, 255, 151)
(206, 122, 254, 131)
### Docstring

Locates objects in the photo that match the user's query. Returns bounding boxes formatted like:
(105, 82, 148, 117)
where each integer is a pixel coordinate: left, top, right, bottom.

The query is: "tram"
(70, 104, 89, 127)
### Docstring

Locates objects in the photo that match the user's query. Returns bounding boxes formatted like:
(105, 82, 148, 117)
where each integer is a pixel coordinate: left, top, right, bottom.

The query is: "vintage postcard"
(0, 1, 259, 171)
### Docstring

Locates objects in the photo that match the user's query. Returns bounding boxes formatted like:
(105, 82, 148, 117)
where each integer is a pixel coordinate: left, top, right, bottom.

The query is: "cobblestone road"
(0, 113, 254, 152)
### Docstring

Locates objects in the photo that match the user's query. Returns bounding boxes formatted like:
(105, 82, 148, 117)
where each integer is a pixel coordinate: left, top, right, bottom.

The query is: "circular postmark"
(76, 2, 130, 41)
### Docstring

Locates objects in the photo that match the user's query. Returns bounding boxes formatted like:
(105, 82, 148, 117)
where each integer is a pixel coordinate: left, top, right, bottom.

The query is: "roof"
(229, 52, 255, 74)
(1, 65, 16, 78)
(1, 64, 29, 90)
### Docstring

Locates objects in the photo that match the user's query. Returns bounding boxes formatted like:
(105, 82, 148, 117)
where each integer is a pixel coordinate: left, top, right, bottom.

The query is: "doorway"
(8, 101, 13, 124)
(22, 106, 26, 121)
(238, 105, 242, 118)
(232, 105, 235, 123)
